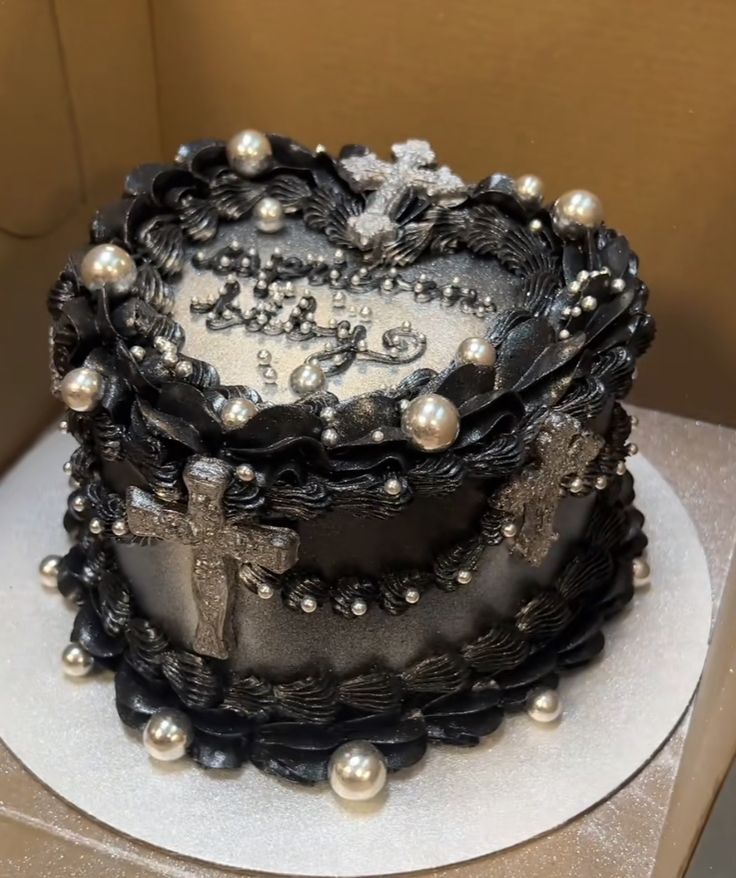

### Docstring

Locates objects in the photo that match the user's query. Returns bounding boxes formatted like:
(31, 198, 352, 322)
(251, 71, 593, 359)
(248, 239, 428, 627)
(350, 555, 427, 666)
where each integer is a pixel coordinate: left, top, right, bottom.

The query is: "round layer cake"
(45, 131, 654, 794)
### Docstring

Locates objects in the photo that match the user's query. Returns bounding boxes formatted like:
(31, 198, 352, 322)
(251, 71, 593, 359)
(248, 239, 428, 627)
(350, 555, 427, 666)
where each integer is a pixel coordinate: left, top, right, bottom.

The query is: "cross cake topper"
(126, 456, 299, 659)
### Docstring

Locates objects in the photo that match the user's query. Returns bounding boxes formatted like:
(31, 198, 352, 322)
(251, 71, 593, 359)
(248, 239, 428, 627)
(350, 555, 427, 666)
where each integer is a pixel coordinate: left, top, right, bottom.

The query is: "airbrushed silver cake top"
(175, 215, 519, 403)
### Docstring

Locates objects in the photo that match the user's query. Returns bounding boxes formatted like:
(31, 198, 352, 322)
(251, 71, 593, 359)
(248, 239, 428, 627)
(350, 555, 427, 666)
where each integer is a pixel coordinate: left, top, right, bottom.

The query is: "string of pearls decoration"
(61, 642, 94, 677)
(525, 687, 562, 723)
(60, 367, 105, 412)
(80, 243, 137, 294)
(142, 708, 194, 761)
(328, 741, 388, 801)
(401, 393, 460, 452)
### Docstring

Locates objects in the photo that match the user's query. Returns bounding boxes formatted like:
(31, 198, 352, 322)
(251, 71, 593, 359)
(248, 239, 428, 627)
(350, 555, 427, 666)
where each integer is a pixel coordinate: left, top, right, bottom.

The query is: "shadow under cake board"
(0, 430, 712, 877)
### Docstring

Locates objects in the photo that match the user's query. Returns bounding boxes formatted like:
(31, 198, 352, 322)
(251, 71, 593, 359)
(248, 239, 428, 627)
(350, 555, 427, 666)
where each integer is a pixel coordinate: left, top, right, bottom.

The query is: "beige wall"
(1, 0, 735, 470)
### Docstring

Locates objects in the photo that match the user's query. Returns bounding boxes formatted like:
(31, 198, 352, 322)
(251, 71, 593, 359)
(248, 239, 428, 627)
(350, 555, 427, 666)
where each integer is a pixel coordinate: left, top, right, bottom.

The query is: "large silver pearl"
(254, 197, 284, 233)
(142, 709, 194, 762)
(456, 336, 497, 367)
(60, 367, 105, 412)
(221, 397, 258, 430)
(39, 554, 61, 589)
(80, 244, 137, 294)
(515, 174, 545, 206)
(226, 129, 272, 177)
(401, 393, 460, 452)
(61, 642, 94, 677)
(526, 687, 562, 723)
(552, 190, 604, 239)
(328, 741, 387, 801)
(290, 363, 325, 396)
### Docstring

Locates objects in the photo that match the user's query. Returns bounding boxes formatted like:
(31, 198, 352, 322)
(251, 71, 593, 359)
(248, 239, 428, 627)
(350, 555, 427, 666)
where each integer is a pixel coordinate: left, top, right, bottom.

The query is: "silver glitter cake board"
(0, 431, 712, 877)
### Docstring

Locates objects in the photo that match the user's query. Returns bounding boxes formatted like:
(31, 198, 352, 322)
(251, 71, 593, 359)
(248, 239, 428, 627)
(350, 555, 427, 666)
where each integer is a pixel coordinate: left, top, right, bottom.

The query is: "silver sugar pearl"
(371, 429, 385, 443)
(321, 406, 336, 423)
(112, 518, 128, 536)
(89, 518, 103, 535)
(351, 599, 368, 617)
(300, 595, 318, 614)
(62, 642, 94, 677)
(559, 329, 571, 340)
(359, 305, 372, 322)
(174, 360, 193, 378)
(595, 475, 608, 491)
(502, 521, 518, 539)
(257, 583, 275, 600)
(62, 461, 72, 475)
(290, 363, 326, 396)
(581, 295, 598, 312)
(71, 495, 86, 513)
(456, 336, 497, 367)
(262, 366, 278, 385)
(226, 129, 272, 177)
(404, 587, 421, 605)
(332, 291, 346, 308)
(457, 569, 473, 585)
(142, 709, 194, 761)
(627, 442, 639, 456)
(633, 557, 651, 587)
(401, 393, 460, 452)
(130, 345, 146, 362)
(526, 687, 563, 723)
(39, 554, 61, 589)
(616, 460, 627, 476)
(80, 243, 137, 294)
(322, 428, 339, 447)
(515, 173, 545, 206)
(552, 189, 604, 239)
(611, 278, 627, 293)
(383, 477, 403, 497)
(529, 218, 544, 232)
(569, 476, 585, 494)
(254, 196, 284, 233)
(571, 305, 582, 317)
(236, 463, 256, 482)
(221, 397, 258, 431)
(328, 741, 387, 801)
(60, 367, 105, 412)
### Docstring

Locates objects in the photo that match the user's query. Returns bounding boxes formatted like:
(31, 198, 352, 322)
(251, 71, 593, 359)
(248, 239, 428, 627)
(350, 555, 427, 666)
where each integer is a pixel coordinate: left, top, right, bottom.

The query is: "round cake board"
(0, 431, 712, 877)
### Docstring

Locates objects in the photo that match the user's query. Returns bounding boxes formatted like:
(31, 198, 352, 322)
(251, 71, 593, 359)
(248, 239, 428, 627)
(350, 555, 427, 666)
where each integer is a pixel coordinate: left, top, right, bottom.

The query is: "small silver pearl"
(456, 336, 497, 367)
(300, 595, 318, 614)
(401, 393, 460, 453)
(571, 305, 582, 317)
(174, 360, 193, 378)
(502, 521, 518, 539)
(371, 429, 385, 443)
(89, 517, 103, 535)
(257, 583, 275, 600)
(290, 363, 326, 396)
(581, 295, 598, 312)
(254, 197, 284, 233)
(529, 218, 544, 232)
(328, 741, 387, 801)
(627, 442, 639, 456)
(130, 345, 146, 362)
(257, 349, 272, 365)
(559, 329, 571, 340)
(633, 557, 651, 587)
(611, 277, 627, 293)
(62, 642, 94, 677)
(595, 475, 608, 491)
(569, 476, 585, 494)
(616, 460, 627, 476)
(262, 366, 278, 385)
(384, 477, 402, 497)
(576, 270, 590, 283)
(332, 291, 346, 308)
(359, 305, 372, 322)
(351, 599, 368, 617)
(630, 415, 639, 427)
(236, 463, 256, 482)
(526, 687, 562, 723)
(399, 399, 410, 412)
(80, 243, 137, 293)
(221, 397, 258, 431)
(161, 350, 178, 366)
(321, 406, 336, 423)
(226, 129, 272, 177)
(60, 367, 105, 412)
(62, 461, 72, 475)
(112, 518, 128, 536)
(142, 709, 194, 761)
(404, 587, 421, 605)
(552, 189, 604, 239)
(322, 428, 338, 447)
(39, 554, 61, 589)
(515, 174, 545, 206)
(457, 569, 473, 585)
(568, 280, 581, 294)
(71, 495, 86, 513)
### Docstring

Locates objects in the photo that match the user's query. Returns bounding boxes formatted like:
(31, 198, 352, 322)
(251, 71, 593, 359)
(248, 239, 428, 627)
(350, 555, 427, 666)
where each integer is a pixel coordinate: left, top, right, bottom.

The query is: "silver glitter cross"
(126, 457, 299, 659)
(339, 139, 466, 250)
(495, 414, 603, 566)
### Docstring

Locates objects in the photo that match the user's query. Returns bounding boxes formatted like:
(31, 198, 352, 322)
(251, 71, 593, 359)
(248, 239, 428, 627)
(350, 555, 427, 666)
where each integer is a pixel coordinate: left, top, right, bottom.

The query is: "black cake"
(43, 131, 654, 800)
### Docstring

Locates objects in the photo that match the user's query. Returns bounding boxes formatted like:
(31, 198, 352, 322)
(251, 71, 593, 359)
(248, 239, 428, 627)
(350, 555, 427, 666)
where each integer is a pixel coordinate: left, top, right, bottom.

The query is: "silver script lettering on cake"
(339, 139, 466, 250)
(495, 414, 603, 566)
(126, 456, 299, 659)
